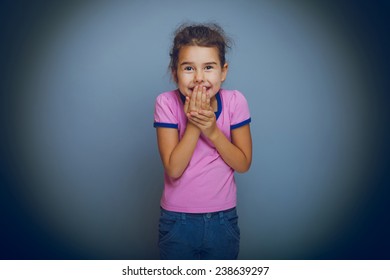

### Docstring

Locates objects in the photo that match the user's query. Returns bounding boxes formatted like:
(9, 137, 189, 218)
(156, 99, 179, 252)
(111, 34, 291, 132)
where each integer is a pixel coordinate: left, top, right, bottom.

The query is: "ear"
(221, 63, 228, 82)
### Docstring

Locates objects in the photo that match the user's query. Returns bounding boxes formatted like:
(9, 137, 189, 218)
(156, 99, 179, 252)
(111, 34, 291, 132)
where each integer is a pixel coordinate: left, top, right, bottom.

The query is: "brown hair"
(169, 23, 232, 75)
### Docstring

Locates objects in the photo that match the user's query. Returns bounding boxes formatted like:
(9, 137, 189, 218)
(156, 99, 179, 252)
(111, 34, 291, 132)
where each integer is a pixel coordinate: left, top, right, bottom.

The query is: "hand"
(184, 85, 212, 112)
(184, 85, 206, 113)
(188, 108, 218, 139)
(185, 86, 218, 139)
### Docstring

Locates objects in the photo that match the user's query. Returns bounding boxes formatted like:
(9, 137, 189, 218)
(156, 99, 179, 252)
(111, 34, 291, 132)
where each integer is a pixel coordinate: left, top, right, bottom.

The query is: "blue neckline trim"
(215, 92, 222, 120)
(178, 90, 222, 120)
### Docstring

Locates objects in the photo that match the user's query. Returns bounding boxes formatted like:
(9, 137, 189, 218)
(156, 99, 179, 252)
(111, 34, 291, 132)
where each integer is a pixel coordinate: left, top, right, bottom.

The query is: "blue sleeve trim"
(230, 118, 251, 130)
(154, 122, 178, 129)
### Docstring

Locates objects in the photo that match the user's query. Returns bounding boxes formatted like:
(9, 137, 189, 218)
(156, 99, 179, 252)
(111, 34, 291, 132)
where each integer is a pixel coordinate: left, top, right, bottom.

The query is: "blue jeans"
(158, 207, 240, 260)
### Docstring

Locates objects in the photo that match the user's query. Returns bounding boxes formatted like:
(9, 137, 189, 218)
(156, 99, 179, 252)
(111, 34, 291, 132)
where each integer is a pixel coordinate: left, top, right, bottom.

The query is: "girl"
(153, 23, 252, 260)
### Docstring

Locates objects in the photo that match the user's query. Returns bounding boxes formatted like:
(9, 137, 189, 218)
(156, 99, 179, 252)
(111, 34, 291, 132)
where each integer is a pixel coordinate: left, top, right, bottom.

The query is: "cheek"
(209, 74, 223, 85)
(178, 74, 193, 85)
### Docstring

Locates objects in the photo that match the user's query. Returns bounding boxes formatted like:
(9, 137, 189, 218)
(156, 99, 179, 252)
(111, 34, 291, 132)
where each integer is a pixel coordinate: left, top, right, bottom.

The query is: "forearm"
(165, 123, 201, 178)
(209, 129, 251, 173)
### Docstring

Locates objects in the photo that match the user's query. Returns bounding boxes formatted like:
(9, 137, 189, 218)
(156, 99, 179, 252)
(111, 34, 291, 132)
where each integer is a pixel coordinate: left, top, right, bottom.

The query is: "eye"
(205, 65, 213, 70)
(184, 66, 193, 71)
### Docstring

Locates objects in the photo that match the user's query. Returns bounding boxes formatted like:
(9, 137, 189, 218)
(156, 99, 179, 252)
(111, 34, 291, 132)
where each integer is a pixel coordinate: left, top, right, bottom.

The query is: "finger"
(189, 112, 211, 124)
(206, 92, 211, 109)
(189, 111, 199, 117)
(187, 116, 203, 128)
(201, 89, 207, 110)
(188, 116, 206, 127)
(190, 85, 198, 111)
(195, 86, 203, 111)
(198, 109, 214, 118)
(187, 111, 205, 120)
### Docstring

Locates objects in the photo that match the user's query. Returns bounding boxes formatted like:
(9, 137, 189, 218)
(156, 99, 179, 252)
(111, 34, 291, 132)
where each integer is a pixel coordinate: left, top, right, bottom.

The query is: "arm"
(189, 110, 252, 172)
(209, 124, 252, 173)
(156, 123, 200, 179)
(156, 93, 202, 179)
(187, 90, 252, 173)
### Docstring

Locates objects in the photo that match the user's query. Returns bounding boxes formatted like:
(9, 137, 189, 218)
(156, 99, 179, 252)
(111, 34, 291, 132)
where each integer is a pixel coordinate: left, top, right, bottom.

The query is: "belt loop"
(181, 213, 186, 224)
(219, 211, 224, 225)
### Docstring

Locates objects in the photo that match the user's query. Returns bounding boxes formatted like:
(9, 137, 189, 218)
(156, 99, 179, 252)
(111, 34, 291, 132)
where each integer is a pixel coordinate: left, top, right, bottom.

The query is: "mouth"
(189, 86, 212, 93)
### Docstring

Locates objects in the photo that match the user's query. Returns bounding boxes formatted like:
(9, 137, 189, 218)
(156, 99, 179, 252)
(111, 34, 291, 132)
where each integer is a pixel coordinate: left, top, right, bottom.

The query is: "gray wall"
(1, 0, 389, 259)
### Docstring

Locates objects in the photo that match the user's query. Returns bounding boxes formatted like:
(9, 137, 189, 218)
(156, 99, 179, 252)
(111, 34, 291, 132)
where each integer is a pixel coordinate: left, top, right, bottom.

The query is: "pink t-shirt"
(154, 89, 251, 213)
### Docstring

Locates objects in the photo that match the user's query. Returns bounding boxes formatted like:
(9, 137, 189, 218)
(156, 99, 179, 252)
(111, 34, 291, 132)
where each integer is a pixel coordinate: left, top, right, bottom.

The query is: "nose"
(194, 70, 204, 84)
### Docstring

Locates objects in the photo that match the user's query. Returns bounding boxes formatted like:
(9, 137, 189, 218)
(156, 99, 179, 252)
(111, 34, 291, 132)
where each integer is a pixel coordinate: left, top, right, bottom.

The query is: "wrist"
(186, 121, 201, 135)
(207, 127, 222, 143)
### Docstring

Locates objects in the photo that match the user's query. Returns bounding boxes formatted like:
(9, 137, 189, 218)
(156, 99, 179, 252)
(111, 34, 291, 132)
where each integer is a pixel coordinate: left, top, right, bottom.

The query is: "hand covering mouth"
(189, 86, 211, 91)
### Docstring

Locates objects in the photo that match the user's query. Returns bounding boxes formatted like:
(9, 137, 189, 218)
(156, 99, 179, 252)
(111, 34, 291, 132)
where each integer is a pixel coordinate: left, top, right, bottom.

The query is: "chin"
(207, 88, 220, 97)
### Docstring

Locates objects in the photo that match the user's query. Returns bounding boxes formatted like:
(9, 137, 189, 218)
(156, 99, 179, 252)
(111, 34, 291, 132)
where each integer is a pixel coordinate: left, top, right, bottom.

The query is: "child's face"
(174, 46, 228, 98)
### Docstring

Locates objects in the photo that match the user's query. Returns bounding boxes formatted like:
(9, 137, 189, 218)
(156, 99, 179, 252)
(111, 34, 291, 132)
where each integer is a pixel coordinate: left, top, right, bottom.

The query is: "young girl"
(153, 23, 252, 260)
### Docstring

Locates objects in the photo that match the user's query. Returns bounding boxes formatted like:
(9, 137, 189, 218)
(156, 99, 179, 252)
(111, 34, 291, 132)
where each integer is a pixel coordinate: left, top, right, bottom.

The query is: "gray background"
(1, 0, 389, 259)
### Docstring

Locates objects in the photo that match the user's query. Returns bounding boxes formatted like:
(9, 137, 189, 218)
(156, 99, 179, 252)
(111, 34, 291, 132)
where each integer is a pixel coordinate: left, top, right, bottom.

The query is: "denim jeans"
(158, 207, 240, 260)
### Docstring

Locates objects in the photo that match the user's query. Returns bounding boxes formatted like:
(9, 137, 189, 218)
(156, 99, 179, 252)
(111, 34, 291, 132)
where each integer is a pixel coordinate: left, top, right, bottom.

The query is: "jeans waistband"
(160, 207, 236, 217)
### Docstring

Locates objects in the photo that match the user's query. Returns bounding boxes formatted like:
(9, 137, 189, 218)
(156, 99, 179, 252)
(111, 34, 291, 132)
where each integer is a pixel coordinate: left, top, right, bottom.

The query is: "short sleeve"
(230, 90, 251, 130)
(153, 93, 178, 129)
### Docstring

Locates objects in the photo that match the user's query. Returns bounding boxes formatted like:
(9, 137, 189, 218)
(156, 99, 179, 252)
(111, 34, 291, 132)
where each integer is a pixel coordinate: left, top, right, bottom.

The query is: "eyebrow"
(180, 61, 218, 66)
